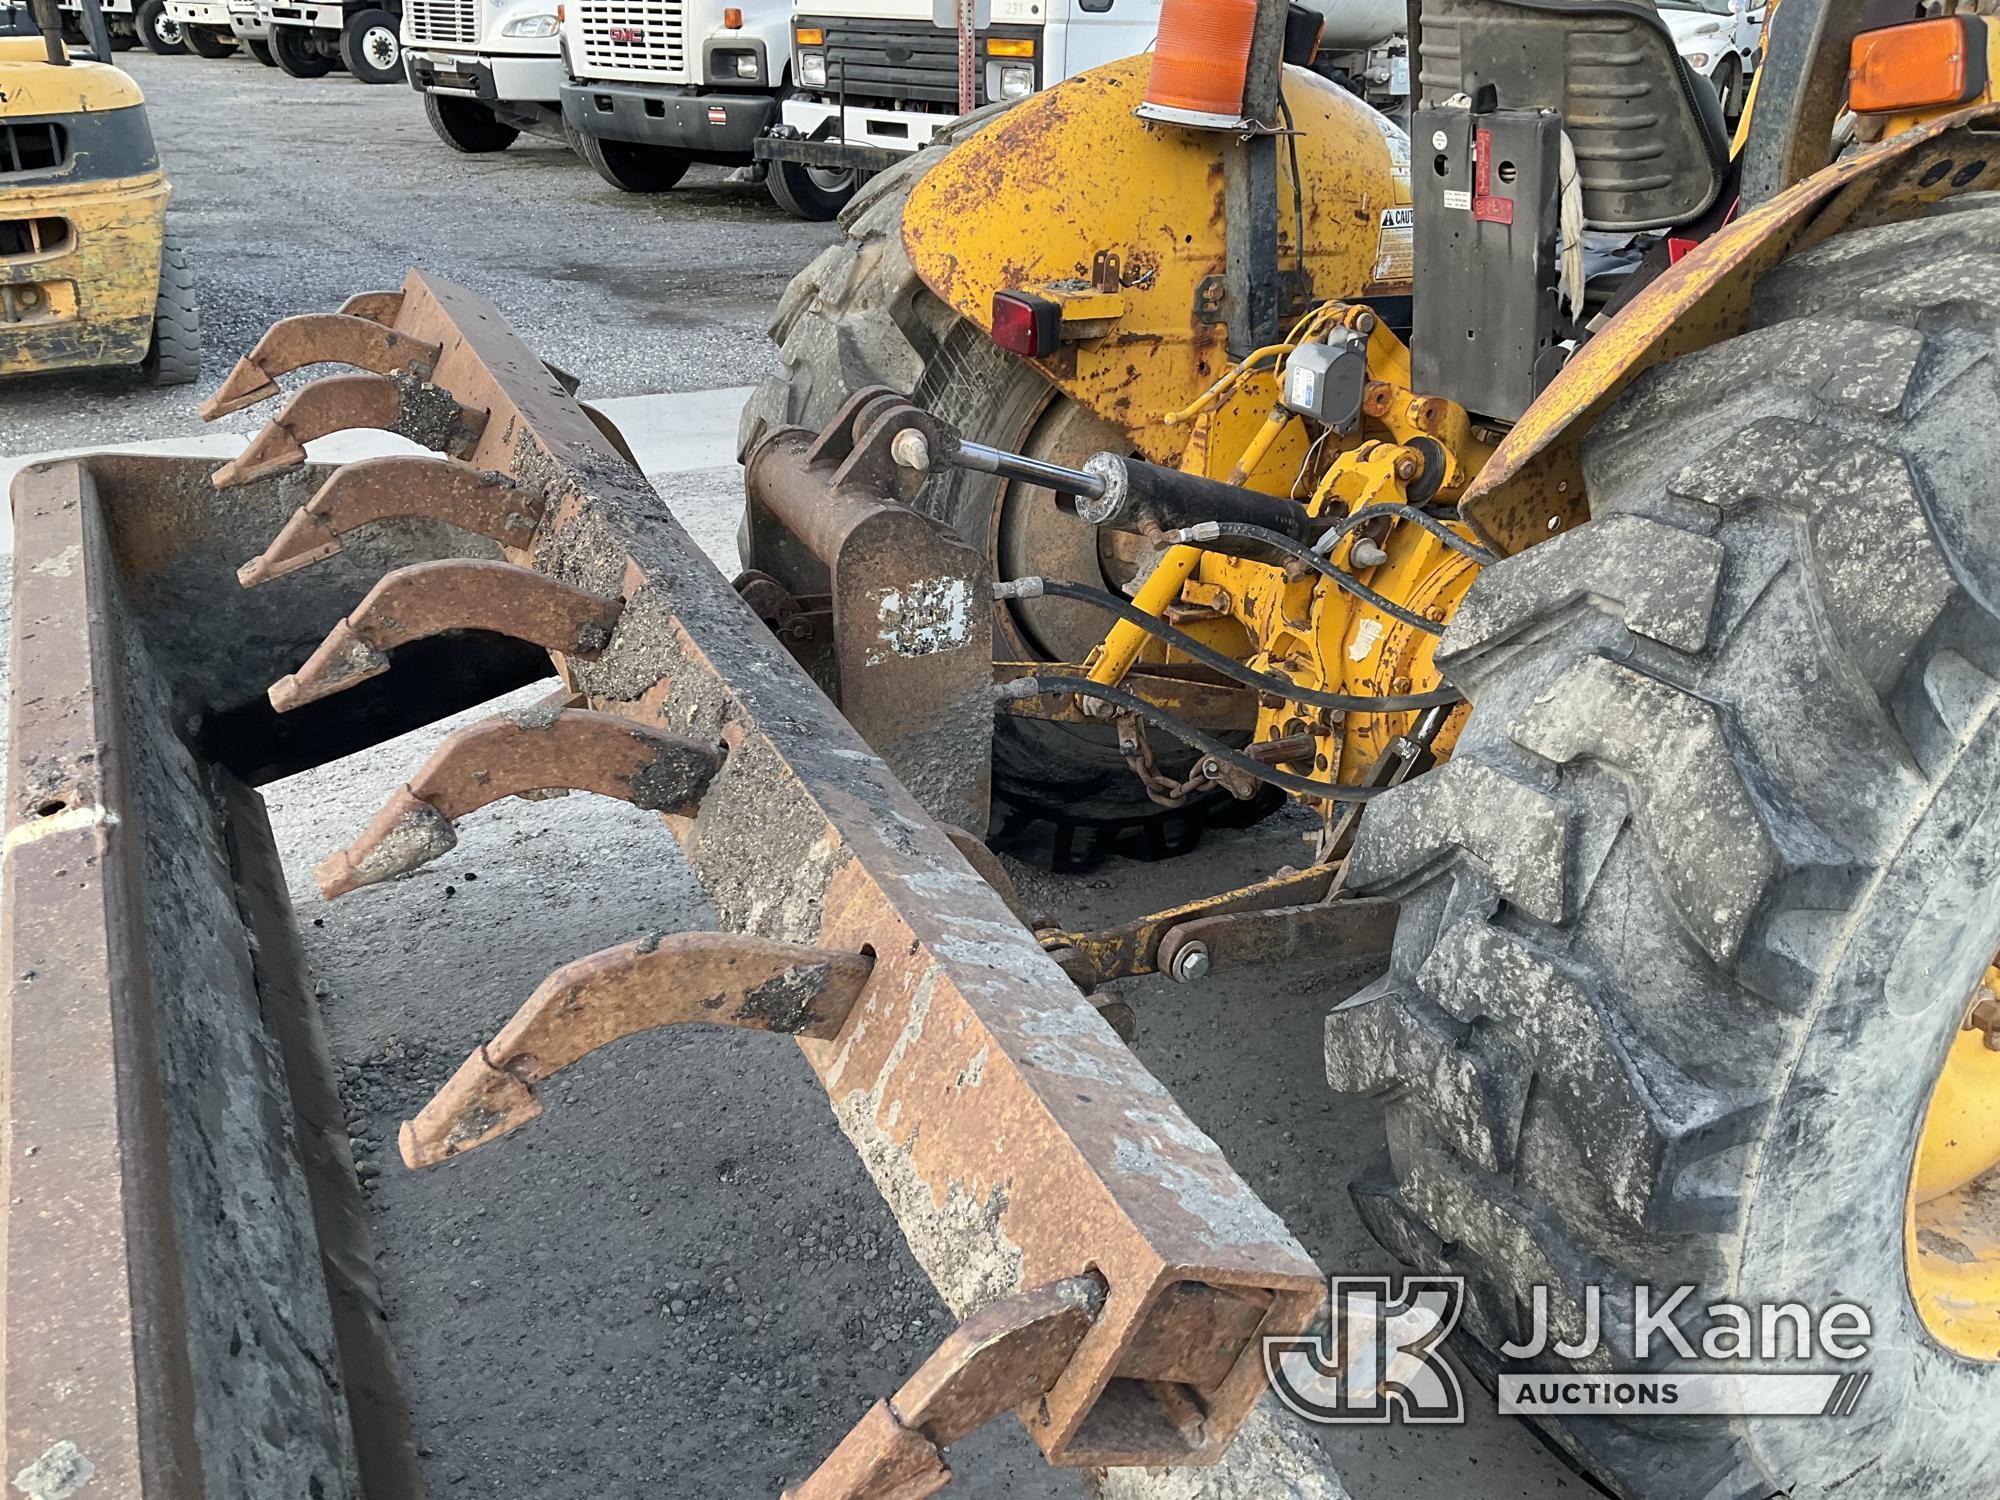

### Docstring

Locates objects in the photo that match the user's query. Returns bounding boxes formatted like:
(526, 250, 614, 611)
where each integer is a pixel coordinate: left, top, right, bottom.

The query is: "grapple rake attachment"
(6, 270, 1337, 1498)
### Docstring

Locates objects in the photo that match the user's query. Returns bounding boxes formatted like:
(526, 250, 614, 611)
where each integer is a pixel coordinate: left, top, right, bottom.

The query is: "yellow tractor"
(8, 0, 2000, 1495)
(0, 0, 198, 384)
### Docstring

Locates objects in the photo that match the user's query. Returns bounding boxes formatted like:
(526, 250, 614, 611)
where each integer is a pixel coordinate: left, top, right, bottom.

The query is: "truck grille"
(405, 0, 476, 45)
(800, 17, 1040, 107)
(576, 0, 686, 74)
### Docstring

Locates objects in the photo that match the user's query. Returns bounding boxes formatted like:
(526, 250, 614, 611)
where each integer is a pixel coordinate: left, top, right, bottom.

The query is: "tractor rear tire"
(140, 231, 201, 387)
(740, 124, 1280, 870)
(183, 23, 234, 55)
(339, 8, 401, 83)
(136, 0, 185, 53)
(270, 24, 331, 76)
(574, 130, 690, 193)
(425, 91, 519, 153)
(1328, 199, 2000, 1496)
(244, 36, 275, 64)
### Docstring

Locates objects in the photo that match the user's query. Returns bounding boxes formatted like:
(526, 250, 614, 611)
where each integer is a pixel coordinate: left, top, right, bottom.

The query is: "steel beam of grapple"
(230, 272, 1325, 1480)
(237, 455, 542, 587)
(314, 705, 721, 897)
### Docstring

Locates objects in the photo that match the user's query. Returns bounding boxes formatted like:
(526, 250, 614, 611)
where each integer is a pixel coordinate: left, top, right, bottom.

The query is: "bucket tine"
(786, 1276, 1107, 1500)
(337, 289, 405, 325)
(314, 706, 721, 898)
(267, 559, 621, 712)
(237, 456, 542, 587)
(200, 313, 444, 420)
(210, 372, 487, 490)
(399, 933, 876, 1166)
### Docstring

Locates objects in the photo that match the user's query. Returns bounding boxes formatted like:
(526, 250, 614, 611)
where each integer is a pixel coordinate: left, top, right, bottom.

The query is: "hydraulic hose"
(1170, 521, 1446, 635)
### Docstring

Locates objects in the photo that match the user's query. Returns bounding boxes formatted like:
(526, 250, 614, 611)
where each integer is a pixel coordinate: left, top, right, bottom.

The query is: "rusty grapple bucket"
(3, 274, 1337, 1497)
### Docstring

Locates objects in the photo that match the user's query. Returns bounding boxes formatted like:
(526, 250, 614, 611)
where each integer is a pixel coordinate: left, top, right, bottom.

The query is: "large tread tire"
(135, 0, 185, 53)
(741, 113, 1279, 870)
(141, 231, 202, 387)
(424, 91, 519, 153)
(1328, 201, 2000, 1497)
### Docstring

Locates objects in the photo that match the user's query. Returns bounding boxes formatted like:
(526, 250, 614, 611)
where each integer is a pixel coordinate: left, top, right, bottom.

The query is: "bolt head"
(1169, 943, 1211, 983)
(890, 428, 932, 472)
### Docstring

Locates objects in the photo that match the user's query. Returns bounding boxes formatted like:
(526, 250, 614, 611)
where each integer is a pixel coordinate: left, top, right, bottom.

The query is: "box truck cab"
(402, 0, 567, 152)
(558, 0, 833, 213)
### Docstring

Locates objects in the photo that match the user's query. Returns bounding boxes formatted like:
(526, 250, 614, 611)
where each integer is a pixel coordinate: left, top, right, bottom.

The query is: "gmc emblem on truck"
(608, 26, 643, 42)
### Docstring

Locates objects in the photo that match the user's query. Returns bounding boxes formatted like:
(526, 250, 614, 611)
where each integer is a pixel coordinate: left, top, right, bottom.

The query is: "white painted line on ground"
(0, 386, 758, 561)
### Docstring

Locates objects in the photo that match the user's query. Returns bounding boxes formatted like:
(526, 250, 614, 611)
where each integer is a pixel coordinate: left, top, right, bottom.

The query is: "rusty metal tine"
(337, 289, 405, 325)
(210, 373, 488, 491)
(786, 1276, 1106, 1500)
(200, 314, 443, 421)
(236, 456, 542, 588)
(399, 933, 875, 1166)
(268, 559, 621, 713)
(314, 706, 720, 898)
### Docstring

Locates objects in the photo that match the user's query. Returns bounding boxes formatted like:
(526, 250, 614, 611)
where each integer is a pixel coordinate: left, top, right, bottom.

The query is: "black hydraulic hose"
(1000, 676, 1402, 804)
(1172, 521, 1446, 634)
(1000, 577, 1463, 715)
(1314, 503, 1499, 566)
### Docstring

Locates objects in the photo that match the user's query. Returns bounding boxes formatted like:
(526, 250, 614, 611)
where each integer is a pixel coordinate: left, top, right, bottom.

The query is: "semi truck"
(402, 0, 566, 152)
(266, 0, 402, 79)
(556, 0, 836, 215)
(755, 0, 1409, 200)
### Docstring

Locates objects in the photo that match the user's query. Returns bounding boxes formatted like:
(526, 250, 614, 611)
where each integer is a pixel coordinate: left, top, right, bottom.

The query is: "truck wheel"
(108, 27, 137, 49)
(1328, 199, 2000, 1496)
(270, 23, 332, 75)
(136, 0, 186, 53)
(140, 232, 202, 387)
(765, 159, 856, 221)
(740, 133, 1279, 869)
(339, 7, 401, 83)
(245, 35, 275, 64)
(424, 92, 519, 153)
(183, 23, 235, 55)
(574, 131, 690, 193)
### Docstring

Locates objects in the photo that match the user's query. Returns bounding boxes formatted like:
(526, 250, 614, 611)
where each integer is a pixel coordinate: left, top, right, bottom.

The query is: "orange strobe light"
(1850, 16, 1988, 114)
(1141, 0, 1259, 127)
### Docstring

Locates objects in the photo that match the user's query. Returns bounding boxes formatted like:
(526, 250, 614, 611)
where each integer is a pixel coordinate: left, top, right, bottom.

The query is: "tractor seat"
(1415, 0, 1731, 232)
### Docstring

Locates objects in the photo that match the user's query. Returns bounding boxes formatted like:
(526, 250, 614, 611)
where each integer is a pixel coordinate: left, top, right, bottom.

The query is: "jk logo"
(1264, 1276, 1467, 1424)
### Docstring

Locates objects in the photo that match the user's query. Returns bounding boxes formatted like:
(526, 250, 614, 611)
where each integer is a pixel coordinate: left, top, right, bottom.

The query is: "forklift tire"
(140, 233, 201, 387)
(1327, 200, 2000, 1498)
(183, 23, 234, 55)
(740, 127, 1281, 870)
(136, 0, 185, 53)
(270, 24, 331, 75)
(245, 36, 275, 64)
(574, 131, 690, 193)
(339, 8, 401, 83)
(424, 92, 519, 153)
(765, 159, 857, 221)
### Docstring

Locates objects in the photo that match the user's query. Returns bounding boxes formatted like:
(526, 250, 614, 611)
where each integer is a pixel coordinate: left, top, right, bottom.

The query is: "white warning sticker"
(1373, 204, 1414, 284)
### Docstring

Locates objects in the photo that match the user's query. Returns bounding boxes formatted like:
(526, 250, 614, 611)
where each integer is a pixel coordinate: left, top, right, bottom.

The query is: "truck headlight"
(713, 46, 760, 80)
(502, 11, 558, 34)
(997, 62, 1033, 99)
(1683, 49, 1709, 67)
(799, 49, 826, 86)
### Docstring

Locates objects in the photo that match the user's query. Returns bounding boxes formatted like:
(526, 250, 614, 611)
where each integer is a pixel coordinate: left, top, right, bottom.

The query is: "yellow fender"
(900, 55, 1411, 464)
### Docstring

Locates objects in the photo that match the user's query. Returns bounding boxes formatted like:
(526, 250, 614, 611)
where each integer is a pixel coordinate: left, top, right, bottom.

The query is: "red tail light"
(991, 292, 1062, 357)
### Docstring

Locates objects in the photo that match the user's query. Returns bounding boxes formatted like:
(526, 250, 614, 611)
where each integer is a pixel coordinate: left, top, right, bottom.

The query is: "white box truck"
(402, 0, 567, 151)
(557, 0, 838, 214)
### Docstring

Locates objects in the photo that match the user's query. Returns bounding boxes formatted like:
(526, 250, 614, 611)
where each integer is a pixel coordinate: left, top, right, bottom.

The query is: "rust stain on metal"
(200, 311, 442, 420)
(210, 371, 487, 489)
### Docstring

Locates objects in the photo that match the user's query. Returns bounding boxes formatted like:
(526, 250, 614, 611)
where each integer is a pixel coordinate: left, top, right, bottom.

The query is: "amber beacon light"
(1140, 0, 1259, 127)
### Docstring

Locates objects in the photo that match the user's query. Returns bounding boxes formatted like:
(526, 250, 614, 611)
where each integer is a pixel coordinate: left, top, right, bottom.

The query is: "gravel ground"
(3, 54, 1584, 1500)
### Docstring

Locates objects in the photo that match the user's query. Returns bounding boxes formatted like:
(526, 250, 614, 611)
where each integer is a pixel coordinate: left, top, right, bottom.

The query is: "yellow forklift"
(0, 0, 198, 384)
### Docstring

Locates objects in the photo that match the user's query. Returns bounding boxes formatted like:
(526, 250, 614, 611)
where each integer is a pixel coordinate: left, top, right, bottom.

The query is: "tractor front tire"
(424, 91, 519, 153)
(741, 126, 1280, 870)
(1329, 197, 2000, 1497)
